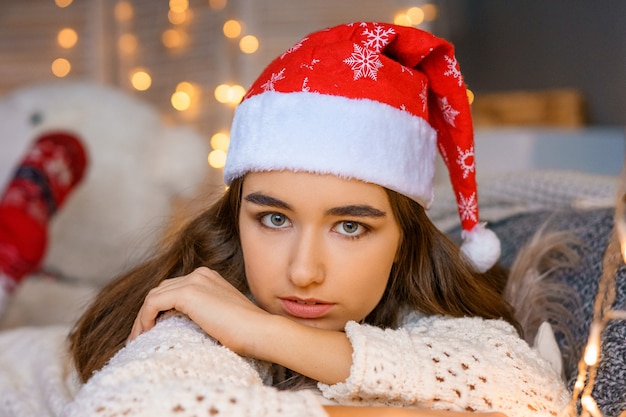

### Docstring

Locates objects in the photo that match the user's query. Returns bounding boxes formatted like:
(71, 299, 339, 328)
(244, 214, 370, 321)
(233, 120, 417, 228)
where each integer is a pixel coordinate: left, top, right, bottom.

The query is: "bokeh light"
(466, 88, 475, 105)
(422, 3, 438, 21)
(209, 0, 226, 10)
(171, 91, 191, 111)
(168, 9, 188, 25)
(210, 132, 230, 151)
(118, 33, 138, 54)
(55, 0, 73, 7)
(57, 28, 78, 49)
(115, 1, 134, 22)
(239, 35, 259, 54)
(130, 69, 152, 91)
(162, 28, 185, 48)
(393, 13, 412, 27)
(223, 20, 242, 38)
(169, 0, 189, 13)
(214, 84, 245, 105)
(51, 58, 71, 77)
(406, 7, 425, 25)
(208, 149, 227, 169)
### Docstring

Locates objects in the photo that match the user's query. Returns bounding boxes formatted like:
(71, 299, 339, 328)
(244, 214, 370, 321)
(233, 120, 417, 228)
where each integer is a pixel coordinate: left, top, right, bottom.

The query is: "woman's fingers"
(127, 267, 230, 342)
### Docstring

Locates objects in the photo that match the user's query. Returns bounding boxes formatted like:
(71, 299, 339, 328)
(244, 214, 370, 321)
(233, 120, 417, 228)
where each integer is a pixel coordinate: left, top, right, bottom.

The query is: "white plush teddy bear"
(0, 82, 209, 328)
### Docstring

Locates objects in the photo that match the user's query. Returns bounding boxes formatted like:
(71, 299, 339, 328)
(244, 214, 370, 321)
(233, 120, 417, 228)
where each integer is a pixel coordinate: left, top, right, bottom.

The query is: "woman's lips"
(280, 298, 335, 319)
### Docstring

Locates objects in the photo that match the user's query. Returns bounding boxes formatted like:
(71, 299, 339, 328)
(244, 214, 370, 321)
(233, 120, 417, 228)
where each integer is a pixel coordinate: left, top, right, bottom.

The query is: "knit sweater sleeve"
(62, 314, 327, 417)
(318, 315, 570, 417)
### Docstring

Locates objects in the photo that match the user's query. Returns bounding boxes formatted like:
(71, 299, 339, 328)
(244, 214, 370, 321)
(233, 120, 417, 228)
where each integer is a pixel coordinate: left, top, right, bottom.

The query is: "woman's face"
(239, 171, 402, 331)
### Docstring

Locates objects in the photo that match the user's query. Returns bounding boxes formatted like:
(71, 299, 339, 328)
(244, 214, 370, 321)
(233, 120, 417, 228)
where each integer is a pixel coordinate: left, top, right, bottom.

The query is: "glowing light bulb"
(229, 85, 245, 104)
(130, 69, 152, 91)
(407, 7, 425, 25)
(210, 132, 230, 151)
(223, 20, 242, 38)
(209, 0, 226, 10)
(239, 35, 259, 54)
(208, 149, 227, 168)
(57, 28, 78, 49)
(162, 29, 184, 48)
(51, 58, 71, 77)
(55, 0, 73, 7)
(466, 89, 475, 105)
(393, 13, 412, 27)
(119, 33, 138, 54)
(171, 91, 191, 111)
(168, 10, 187, 25)
(176, 81, 196, 96)
(115, 1, 134, 22)
(169, 0, 188, 13)
(583, 323, 602, 366)
(422, 3, 438, 21)
(214, 84, 231, 103)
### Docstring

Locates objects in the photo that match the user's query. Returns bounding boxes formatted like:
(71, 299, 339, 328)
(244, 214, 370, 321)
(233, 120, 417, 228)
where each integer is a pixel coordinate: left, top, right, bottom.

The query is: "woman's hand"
(128, 267, 271, 354)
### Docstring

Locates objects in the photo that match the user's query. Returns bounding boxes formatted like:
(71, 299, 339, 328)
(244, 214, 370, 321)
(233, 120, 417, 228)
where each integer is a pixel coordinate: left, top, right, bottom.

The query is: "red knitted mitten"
(0, 132, 88, 292)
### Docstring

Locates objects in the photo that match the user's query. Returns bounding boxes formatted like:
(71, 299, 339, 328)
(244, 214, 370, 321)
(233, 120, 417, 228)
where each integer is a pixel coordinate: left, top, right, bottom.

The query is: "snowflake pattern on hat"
(228, 22, 500, 271)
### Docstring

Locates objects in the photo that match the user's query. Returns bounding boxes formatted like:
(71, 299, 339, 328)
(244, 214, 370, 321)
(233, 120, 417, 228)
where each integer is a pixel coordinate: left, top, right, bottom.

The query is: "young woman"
(65, 22, 570, 417)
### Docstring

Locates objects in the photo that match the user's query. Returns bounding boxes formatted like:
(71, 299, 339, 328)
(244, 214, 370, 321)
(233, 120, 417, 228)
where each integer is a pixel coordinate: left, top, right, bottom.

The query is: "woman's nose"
(287, 230, 325, 287)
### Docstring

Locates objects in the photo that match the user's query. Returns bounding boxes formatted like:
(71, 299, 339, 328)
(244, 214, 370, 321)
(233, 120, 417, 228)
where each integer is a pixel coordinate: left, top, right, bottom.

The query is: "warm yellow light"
(51, 58, 71, 77)
(162, 29, 184, 48)
(130, 69, 152, 91)
(208, 149, 227, 169)
(214, 84, 231, 103)
(209, 0, 226, 9)
(55, 0, 73, 7)
(115, 1, 134, 22)
(229, 85, 246, 104)
(214, 84, 245, 105)
(169, 0, 188, 13)
(57, 28, 78, 49)
(407, 7, 425, 25)
(466, 89, 475, 105)
(393, 13, 412, 27)
(118, 33, 138, 54)
(239, 35, 259, 54)
(171, 91, 191, 111)
(223, 20, 242, 38)
(422, 3, 438, 21)
(168, 9, 187, 25)
(581, 395, 602, 417)
(583, 323, 602, 366)
(210, 132, 230, 151)
(176, 81, 196, 96)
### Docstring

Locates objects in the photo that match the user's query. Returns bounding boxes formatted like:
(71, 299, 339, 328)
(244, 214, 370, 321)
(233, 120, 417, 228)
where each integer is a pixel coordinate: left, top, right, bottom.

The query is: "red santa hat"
(224, 22, 500, 272)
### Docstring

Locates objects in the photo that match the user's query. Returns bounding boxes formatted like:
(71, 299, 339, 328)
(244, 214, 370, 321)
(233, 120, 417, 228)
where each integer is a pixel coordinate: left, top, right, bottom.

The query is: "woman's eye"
(334, 221, 367, 237)
(260, 213, 291, 228)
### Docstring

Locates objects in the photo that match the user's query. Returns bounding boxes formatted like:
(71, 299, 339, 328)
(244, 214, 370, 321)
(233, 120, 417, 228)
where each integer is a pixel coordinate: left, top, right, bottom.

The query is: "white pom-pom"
(460, 223, 501, 273)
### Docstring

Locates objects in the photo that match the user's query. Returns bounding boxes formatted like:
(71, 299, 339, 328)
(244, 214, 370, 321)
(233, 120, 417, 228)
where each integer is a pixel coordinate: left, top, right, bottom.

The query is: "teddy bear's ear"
(148, 126, 210, 198)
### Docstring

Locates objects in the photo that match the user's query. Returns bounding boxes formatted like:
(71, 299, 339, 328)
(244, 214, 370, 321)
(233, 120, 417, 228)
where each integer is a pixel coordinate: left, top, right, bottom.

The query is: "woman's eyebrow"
(326, 205, 386, 218)
(244, 192, 291, 210)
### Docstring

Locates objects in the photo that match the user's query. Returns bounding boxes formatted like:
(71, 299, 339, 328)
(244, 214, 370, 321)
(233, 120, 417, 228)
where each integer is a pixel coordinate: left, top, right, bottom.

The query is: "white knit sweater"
(0, 314, 570, 417)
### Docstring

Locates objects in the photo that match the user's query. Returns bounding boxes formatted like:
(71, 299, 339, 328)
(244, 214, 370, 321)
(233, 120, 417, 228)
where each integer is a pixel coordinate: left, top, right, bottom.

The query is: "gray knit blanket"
(452, 208, 625, 417)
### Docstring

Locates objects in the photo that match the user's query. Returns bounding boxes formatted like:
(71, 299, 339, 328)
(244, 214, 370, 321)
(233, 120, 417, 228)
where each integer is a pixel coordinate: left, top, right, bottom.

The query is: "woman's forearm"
(245, 314, 354, 385)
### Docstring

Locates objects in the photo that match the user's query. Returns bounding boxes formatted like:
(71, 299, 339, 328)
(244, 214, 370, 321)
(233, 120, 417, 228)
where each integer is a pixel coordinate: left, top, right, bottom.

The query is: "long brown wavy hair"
(68, 176, 518, 383)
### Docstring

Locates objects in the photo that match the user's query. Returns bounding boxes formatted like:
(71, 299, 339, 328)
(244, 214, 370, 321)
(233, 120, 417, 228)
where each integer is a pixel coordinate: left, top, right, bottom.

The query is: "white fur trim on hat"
(460, 222, 501, 273)
(225, 91, 438, 208)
